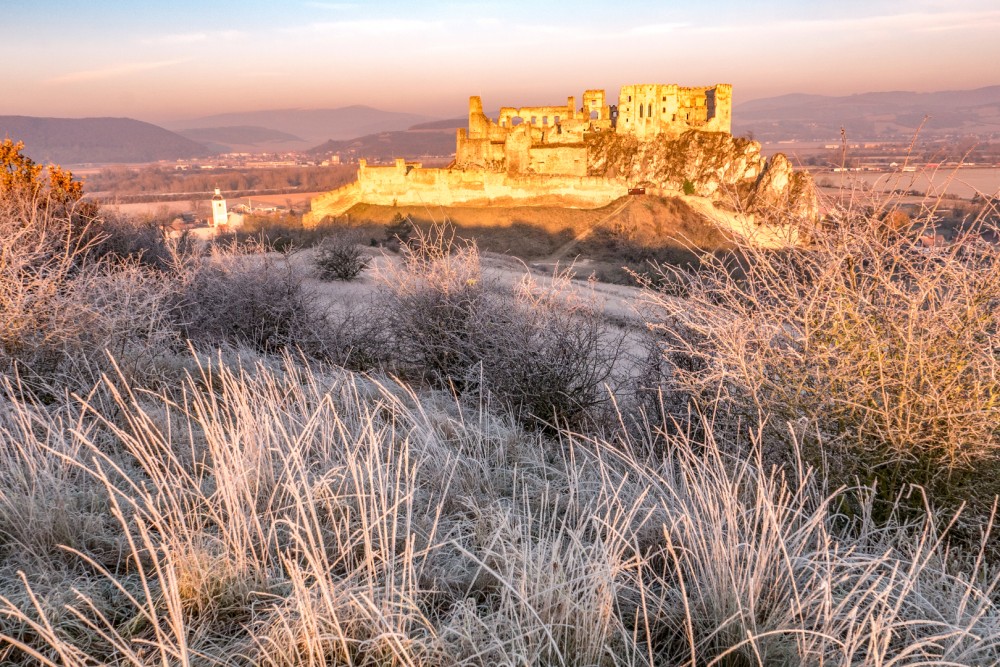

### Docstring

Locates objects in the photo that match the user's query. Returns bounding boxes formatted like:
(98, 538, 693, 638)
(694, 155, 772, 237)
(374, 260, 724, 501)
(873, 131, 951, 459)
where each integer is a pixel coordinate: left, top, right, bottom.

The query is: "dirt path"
(546, 198, 633, 261)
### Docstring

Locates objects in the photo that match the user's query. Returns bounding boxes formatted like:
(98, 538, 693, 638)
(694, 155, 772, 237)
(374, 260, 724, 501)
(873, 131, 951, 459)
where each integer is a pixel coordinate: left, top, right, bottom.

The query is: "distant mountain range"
(0, 106, 437, 164)
(0, 116, 208, 165)
(733, 85, 1000, 141)
(4, 87, 997, 166)
(165, 106, 434, 149)
(175, 126, 304, 153)
(308, 126, 457, 161)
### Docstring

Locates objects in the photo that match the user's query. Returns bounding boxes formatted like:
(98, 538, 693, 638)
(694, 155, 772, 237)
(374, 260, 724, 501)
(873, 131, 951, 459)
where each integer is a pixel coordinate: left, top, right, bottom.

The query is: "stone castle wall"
(455, 94, 602, 176)
(617, 84, 732, 139)
(303, 157, 629, 224)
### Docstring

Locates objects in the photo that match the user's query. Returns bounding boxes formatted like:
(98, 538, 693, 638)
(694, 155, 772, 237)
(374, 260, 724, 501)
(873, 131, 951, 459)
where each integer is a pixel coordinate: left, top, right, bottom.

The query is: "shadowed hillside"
(332, 195, 737, 283)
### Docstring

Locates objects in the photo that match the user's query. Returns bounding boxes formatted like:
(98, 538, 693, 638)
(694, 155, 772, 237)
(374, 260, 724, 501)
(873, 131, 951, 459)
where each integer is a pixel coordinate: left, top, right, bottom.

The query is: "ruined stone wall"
(618, 83, 731, 139)
(582, 90, 610, 121)
(305, 158, 627, 224)
(303, 180, 362, 226)
(527, 144, 588, 176)
(457, 93, 610, 172)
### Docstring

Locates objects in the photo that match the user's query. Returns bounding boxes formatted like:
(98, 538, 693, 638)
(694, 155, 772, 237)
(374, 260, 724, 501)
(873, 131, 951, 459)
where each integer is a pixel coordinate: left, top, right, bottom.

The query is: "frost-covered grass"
(2, 356, 999, 665)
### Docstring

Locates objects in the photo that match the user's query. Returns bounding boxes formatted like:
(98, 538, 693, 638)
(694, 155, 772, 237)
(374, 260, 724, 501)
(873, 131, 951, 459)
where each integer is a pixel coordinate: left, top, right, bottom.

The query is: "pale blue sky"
(2, 0, 997, 121)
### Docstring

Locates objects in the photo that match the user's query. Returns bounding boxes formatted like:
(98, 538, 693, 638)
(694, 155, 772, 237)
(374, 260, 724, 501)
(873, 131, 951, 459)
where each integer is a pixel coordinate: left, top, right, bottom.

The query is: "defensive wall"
(304, 157, 630, 223)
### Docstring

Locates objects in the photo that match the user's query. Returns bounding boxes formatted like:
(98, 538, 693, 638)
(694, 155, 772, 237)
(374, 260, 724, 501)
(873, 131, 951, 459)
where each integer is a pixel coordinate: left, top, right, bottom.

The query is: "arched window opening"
(511, 116, 523, 126)
(590, 110, 599, 120)
(639, 104, 643, 119)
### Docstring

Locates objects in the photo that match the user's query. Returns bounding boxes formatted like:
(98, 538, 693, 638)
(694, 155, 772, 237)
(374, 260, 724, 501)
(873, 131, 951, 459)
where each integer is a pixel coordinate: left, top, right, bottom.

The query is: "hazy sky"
(3, 0, 998, 122)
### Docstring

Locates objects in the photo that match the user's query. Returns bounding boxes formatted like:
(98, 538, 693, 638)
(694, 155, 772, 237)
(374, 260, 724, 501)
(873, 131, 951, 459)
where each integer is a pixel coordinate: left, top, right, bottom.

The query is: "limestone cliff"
(750, 153, 819, 222)
(586, 130, 817, 221)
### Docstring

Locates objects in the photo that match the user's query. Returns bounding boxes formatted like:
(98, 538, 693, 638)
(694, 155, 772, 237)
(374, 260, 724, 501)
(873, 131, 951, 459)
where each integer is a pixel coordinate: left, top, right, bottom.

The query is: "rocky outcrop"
(586, 130, 817, 222)
(749, 153, 819, 222)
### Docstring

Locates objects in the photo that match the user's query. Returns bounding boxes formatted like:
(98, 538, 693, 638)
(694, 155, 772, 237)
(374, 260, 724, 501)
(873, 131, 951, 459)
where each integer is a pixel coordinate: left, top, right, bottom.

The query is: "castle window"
(648, 103, 652, 118)
(531, 116, 537, 125)
(662, 96, 666, 101)
(628, 95, 632, 102)
(639, 104, 643, 118)
(542, 116, 548, 125)
(662, 107, 666, 113)
(554, 115, 560, 124)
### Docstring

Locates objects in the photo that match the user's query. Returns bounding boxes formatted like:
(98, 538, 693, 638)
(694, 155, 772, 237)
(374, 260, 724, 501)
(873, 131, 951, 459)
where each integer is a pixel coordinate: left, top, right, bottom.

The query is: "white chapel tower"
(211, 188, 227, 227)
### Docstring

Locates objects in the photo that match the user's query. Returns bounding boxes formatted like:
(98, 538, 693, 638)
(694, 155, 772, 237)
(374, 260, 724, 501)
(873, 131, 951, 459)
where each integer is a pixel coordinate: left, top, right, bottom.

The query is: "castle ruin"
(306, 83, 748, 224)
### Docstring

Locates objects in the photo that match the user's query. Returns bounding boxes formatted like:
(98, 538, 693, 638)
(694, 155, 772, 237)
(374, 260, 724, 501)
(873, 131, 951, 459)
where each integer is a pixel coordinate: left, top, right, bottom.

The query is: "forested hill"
(0, 116, 210, 165)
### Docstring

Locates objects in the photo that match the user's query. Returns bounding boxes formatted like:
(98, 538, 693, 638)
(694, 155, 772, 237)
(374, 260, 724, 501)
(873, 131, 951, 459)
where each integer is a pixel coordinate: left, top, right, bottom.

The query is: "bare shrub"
(643, 202, 1000, 512)
(84, 210, 172, 268)
(172, 240, 331, 356)
(312, 233, 370, 281)
(377, 223, 625, 428)
(466, 269, 625, 429)
(376, 223, 486, 384)
(0, 205, 177, 396)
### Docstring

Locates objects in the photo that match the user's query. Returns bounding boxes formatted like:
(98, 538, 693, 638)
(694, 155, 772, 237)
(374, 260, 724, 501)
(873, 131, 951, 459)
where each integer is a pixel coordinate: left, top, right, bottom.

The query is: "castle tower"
(211, 188, 227, 227)
(709, 83, 733, 134)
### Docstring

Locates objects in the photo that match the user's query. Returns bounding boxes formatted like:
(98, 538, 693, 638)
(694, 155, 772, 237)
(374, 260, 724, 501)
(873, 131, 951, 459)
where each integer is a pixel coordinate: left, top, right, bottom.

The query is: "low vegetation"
(375, 223, 625, 429)
(313, 232, 371, 281)
(643, 204, 1000, 522)
(3, 139, 1000, 665)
